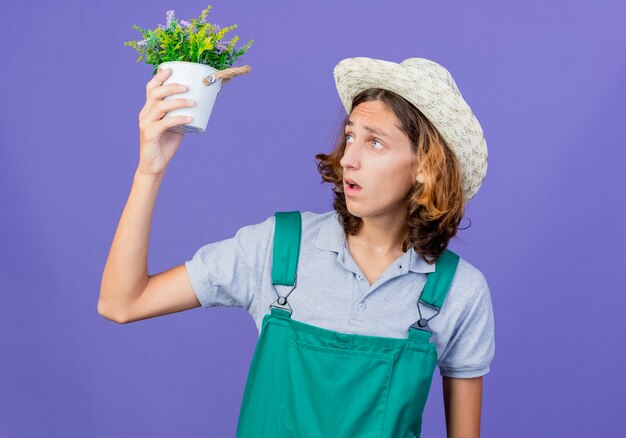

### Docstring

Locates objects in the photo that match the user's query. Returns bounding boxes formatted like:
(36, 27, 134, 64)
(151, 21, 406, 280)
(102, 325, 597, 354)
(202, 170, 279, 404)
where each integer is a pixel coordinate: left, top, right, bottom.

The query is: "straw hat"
(333, 57, 488, 204)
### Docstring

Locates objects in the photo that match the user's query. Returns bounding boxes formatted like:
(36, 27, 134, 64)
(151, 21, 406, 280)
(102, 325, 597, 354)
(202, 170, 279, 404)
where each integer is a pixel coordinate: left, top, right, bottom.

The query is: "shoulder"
(448, 255, 490, 309)
(435, 253, 495, 378)
(235, 209, 335, 246)
(300, 209, 336, 222)
(300, 210, 336, 230)
(269, 210, 336, 240)
(248, 209, 335, 227)
(431, 253, 492, 341)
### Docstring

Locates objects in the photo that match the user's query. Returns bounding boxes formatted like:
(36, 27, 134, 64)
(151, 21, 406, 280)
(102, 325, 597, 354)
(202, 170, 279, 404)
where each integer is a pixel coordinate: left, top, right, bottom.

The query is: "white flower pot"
(157, 61, 223, 134)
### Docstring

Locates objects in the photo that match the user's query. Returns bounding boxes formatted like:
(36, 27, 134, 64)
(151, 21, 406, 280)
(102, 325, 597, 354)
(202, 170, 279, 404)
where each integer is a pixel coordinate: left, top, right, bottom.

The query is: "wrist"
(134, 167, 165, 185)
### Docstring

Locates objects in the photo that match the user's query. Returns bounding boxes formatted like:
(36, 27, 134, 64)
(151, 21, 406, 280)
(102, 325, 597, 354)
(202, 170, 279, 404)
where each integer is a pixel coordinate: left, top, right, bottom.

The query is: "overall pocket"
(279, 339, 396, 438)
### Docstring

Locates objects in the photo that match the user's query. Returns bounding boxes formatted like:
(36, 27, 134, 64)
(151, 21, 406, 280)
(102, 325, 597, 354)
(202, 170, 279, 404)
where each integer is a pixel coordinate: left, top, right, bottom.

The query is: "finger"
(142, 82, 186, 123)
(154, 114, 193, 132)
(148, 82, 188, 107)
(146, 67, 172, 100)
(146, 96, 192, 123)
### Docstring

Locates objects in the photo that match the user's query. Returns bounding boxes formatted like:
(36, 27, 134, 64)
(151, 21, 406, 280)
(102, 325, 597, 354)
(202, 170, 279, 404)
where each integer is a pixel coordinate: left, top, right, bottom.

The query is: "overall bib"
(236, 211, 460, 438)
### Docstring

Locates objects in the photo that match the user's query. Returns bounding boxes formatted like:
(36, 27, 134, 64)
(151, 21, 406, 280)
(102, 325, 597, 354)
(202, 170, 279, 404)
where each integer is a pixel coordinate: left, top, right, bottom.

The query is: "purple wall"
(2, 0, 625, 436)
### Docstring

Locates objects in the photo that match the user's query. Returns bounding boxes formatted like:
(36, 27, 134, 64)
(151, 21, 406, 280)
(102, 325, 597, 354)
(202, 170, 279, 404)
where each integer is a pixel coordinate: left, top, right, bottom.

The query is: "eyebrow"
(345, 119, 393, 139)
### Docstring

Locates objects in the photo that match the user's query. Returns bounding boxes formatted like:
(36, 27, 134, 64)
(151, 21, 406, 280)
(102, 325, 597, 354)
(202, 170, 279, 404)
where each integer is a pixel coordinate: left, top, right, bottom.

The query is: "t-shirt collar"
(315, 211, 436, 274)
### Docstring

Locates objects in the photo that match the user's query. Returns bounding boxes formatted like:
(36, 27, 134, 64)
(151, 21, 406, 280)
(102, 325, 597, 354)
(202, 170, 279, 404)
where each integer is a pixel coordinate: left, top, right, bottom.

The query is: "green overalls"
(236, 211, 460, 438)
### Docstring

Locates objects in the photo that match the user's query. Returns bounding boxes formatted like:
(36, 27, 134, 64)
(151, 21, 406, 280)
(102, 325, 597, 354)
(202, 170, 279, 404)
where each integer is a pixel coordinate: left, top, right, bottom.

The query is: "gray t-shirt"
(185, 210, 495, 378)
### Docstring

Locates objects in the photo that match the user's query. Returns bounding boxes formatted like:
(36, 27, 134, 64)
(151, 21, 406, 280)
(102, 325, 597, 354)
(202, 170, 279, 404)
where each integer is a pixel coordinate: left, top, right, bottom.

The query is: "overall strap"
(421, 249, 460, 309)
(409, 249, 460, 341)
(269, 211, 302, 316)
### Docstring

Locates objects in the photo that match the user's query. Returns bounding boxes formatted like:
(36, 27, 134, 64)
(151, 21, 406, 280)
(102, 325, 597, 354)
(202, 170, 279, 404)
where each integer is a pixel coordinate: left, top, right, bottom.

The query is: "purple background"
(2, 0, 625, 436)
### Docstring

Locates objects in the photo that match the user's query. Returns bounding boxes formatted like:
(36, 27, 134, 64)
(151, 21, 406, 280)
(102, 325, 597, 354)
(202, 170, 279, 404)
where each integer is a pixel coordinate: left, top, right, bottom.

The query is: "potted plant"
(124, 5, 253, 134)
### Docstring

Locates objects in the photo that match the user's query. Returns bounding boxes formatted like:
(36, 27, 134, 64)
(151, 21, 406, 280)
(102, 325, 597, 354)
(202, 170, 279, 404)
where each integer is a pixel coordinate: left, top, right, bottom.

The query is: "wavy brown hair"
(315, 88, 469, 265)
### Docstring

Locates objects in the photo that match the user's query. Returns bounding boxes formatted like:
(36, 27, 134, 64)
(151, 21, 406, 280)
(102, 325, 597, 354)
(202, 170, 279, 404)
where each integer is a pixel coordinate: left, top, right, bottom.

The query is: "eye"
(345, 133, 384, 150)
(371, 139, 384, 149)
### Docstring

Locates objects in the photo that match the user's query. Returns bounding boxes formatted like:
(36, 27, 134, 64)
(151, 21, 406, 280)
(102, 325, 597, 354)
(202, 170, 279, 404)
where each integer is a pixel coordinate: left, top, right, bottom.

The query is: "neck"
(348, 212, 408, 256)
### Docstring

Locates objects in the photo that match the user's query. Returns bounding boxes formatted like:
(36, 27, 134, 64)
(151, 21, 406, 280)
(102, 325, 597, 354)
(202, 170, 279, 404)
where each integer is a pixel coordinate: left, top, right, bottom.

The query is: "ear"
(415, 165, 425, 184)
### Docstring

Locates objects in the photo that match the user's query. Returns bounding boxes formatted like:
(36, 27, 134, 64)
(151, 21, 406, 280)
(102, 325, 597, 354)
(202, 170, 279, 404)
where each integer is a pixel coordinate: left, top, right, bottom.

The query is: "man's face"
(340, 100, 420, 220)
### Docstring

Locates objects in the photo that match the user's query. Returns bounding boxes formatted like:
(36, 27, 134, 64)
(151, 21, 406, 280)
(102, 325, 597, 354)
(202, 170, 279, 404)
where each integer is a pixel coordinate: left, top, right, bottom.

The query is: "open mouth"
(344, 179, 362, 193)
(344, 178, 361, 189)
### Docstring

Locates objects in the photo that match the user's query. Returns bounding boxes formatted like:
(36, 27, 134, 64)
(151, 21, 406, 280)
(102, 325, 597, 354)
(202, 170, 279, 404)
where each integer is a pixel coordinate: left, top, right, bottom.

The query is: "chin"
(344, 202, 362, 218)
(345, 202, 370, 219)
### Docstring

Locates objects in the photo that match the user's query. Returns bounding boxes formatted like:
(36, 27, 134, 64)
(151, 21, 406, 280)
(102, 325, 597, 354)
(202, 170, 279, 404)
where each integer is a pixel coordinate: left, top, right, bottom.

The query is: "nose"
(340, 141, 361, 170)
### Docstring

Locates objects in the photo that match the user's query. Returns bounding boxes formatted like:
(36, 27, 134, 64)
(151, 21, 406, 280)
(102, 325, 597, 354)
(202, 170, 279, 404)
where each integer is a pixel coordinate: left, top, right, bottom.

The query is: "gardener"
(98, 56, 495, 438)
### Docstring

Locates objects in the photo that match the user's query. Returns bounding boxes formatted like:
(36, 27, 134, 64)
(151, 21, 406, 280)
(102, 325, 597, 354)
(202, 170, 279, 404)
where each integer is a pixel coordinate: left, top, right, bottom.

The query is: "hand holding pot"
(137, 67, 195, 176)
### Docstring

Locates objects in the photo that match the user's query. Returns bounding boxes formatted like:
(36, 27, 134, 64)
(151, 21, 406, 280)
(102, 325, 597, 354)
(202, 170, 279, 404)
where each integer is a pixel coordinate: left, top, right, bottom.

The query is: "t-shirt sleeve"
(184, 215, 274, 310)
(437, 272, 495, 378)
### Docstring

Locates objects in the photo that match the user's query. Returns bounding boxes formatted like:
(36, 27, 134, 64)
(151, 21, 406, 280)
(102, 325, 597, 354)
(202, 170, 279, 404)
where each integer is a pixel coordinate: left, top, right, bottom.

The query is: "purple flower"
(216, 39, 231, 51)
(165, 10, 175, 27)
(137, 40, 147, 47)
(180, 19, 190, 29)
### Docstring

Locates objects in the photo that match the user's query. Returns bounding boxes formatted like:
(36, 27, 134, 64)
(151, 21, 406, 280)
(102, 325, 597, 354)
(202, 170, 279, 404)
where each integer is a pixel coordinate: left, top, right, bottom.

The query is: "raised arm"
(97, 171, 201, 323)
(98, 67, 200, 323)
